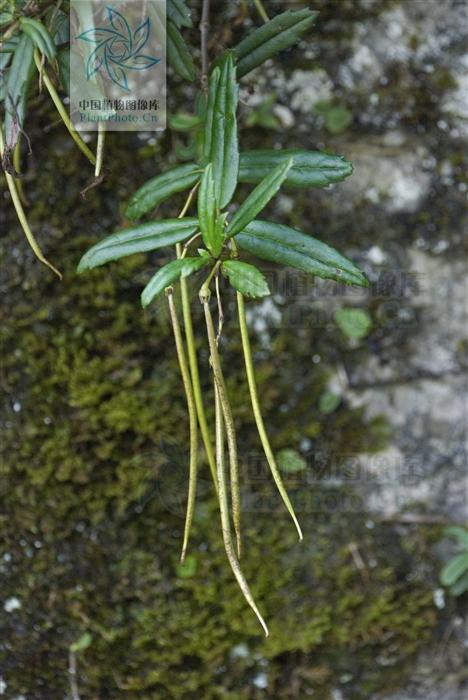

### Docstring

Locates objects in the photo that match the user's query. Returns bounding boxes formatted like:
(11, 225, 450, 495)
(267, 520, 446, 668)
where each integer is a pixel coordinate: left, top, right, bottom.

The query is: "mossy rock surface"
(0, 0, 449, 694)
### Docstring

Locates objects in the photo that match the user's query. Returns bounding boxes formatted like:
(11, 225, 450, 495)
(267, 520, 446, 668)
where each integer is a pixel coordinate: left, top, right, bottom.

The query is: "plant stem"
(236, 291, 303, 541)
(199, 260, 221, 302)
(253, 0, 269, 23)
(33, 50, 96, 166)
(200, 0, 210, 88)
(166, 288, 198, 563)
(214, 383, 269, 636)
(13, 138, 27, 206)
(0, 125, 61, 278)
(203, 299, 242, 559)
(95, 122, 105, 178)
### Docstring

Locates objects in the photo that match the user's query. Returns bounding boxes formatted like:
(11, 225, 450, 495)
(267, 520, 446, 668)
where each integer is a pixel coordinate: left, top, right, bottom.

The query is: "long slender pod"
(236, 291, 303, 541)
(95, 123, 105, 178)
(0, 126, 61, 277)
(175, 186, 218, 494)
(166, 289, 198, 563)
(203, 298, 242, 558)
(215, 383, 269, 636)
(33, 50, 96, 166)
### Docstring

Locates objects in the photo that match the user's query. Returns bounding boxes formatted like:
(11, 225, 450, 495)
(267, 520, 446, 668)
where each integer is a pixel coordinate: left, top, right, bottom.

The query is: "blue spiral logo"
(77, 6, 160, 91)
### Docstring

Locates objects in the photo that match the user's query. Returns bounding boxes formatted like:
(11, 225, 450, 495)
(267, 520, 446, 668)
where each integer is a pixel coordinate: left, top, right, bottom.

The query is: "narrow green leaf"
(3, 34, 35, 152)
(0, 69, 9, 101)
(167, 0, 193, 28)
(169, 112, 202, 131)
(449, 570, 468, 596)
(44, 7, 69, 45)
(141, 257, 210, 307)
(204, 53, 239, 208)
(239, 149, 353, 188)
(233, 9, 319, 78)
(222, 260, 270, 298)
(235, 220, 369, 287)
(227, 159, 293, 238)
(443, 527, 468, 548)
(77, 218, 199, 272)
(440, 553, 468, 587)
(20, 17, 56, 61)
(0, 38, 19, 54)
(125, 164, 201, 221)
(198, 164, 225, 257)
(167, 20, 196, 82)
(0, 11, 14, 27)
(0, 48, 13, 71)
(202, 68, 219, 163)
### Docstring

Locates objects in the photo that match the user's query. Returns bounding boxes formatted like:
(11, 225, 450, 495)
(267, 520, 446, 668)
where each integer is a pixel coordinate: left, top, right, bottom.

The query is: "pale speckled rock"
(339, 138, 432, 213)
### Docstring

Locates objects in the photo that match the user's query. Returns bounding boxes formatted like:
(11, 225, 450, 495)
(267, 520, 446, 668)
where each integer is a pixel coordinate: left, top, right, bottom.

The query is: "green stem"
(33, 50, 96, 166)
(199, 261, 221, 303)
(253, 0, 269, 22)
(203, 299, 242, 559)
(13, 137, 27, 206)
(236, 291, 303, 542)
(95, 122, 105, 178)
(0, 126, 61, 278)
(166, 288, 198, 563)
(214, 383, 269, 636)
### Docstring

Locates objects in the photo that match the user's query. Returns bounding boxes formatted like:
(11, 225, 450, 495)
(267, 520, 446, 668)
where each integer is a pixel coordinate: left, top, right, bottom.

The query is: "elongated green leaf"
(227, 159, 293, 238)
(77, 218, 199, 272)
(222, 260, 270, 298)
(167, 19, 196, 82)
(126, 164, 201, 221)
(0, 69, 9, 101)
(441, 553, 468, 587)
(449, 571, 468, 596)
(0, 47, 13, 71)
(0, 37, 19, 54)
(167, 0, 193, 28)
(239, 149, 353, 188)
(169, 112, 202, 131)
(198, 163, 224, 257)
(20, 17, 56, 61)
(141, 257, 210, 307)
(443, 527, 468, 548)
(44, 7, 69, 45)
(233, 9, 319, 78)
(3, 34, 35, 152)
(204, 53, 239, 208)
(235, 220, 368, 287)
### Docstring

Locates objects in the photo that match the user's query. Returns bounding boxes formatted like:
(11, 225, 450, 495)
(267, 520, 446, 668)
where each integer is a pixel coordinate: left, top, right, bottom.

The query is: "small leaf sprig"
(78, 5, 368, 635)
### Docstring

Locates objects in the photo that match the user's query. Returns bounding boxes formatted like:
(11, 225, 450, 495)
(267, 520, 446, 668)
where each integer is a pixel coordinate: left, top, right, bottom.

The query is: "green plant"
(77, 2, 369, 635)
(440, 526, 468, 596)
(0, 0, 101, 277)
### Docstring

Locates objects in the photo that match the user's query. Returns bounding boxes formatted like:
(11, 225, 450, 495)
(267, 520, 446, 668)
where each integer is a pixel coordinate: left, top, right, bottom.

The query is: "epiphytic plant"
(2, 0, 369, 635)
(78, 2, 368, 635)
